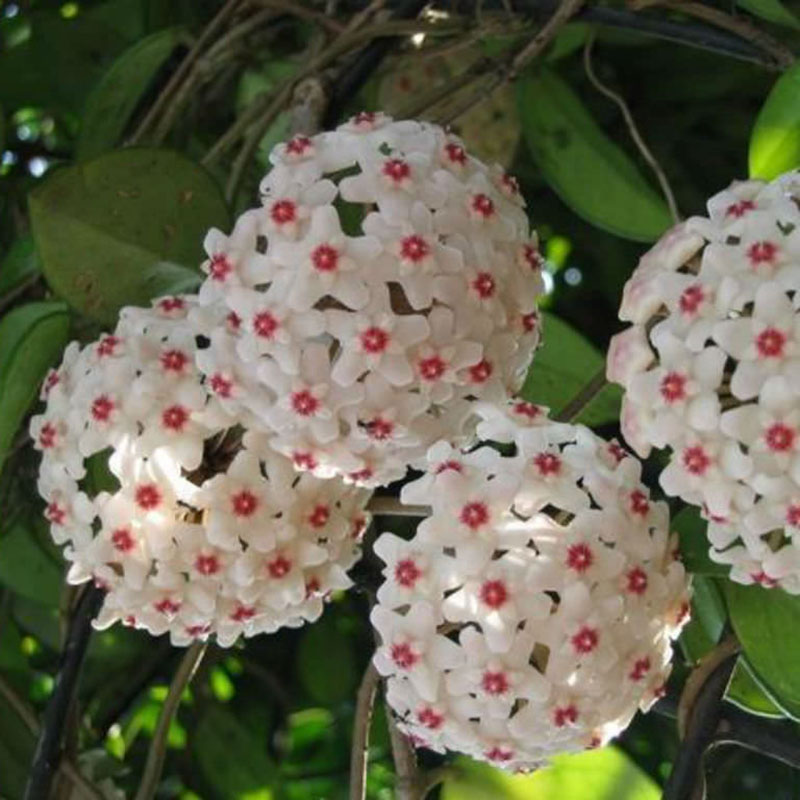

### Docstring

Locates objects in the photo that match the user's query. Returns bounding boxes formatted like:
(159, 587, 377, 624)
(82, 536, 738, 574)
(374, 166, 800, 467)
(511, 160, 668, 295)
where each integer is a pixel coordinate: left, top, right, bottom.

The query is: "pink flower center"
(97, 336, 120, 357)
(293, 451, 317, 470)
(162, 405, 189, 431)
(726, 199, 755, 217)
(471, 272, 496, 299)
(360, 326, 390, 353)
(195, 553, 220, 575)
(553, 705, 578, 727)
(154, 597, 181, 615)
(534, 452, 561, 476)
(500, 172, 520, 195)
(480, 579, 508, 608)
(43, 370, 60, 395)
(210, 373, 233, 398)
(390, 642, 418, 670)
(571, 625, 599, 654)
(227, 311, 241, 330)
(135, 484, 161, 510)
(756, 327, 787, 358)
(679, 284, 705, 315)
(291, 389, 319, 416)
(161, 348, 188, 373)
(513, 401, 540, 419)
(382, 158, 411, 184)
(683, 445, 711, 475)
(766, 422, 796, 452)
(231, 604, 256, 622)
(481, 670, 509, 695)
(91, 394, 115, 422)
(186, 624, 211, 637)
(470, 193, 495, 218)
(629, 489, 650, 516)
(417, 707, 444, 729)
(38, 422, 57, 449)
(418, 354, 446, 381)
(311, 243, 339, 272)
(751, 570, 778, 588)
(521, 244, 543, 269)
(468, 358, 493, 383)
(253, 311, 279, 339)
(46, 502, 66, 525)
(435, 459, 462, 474)
(267, 554, 292, 578)
(443, 142, 467, 165)
(210, 253, 232, 281)
(158, 296, 185, 313)
(566, 544, 593, 572)
(366, 416, 394, 440)
(351, 515, 367, 540)
(231, 489, 258, 517)
(306, 577, 322, 597)
(747, 240, 778, 266)
(270, 199, 296, 224)
(629, 656, 651, 681)
(786, 504, 800, 526)
(395, 558, 422, 588)
(400, 235, 430, 263)
(660, 371, 687, 403)
(522, 312, 538, 332)
(352, 111, 377, 127)
(111, 528, 135, 552)
(608, 441, 628, 463)
(460, 501, 489, 530)
(485, 746, 513, 763)
(308, 504, 330, 528)
(286, 135, 312, 156)
(626, 567, 649, 595)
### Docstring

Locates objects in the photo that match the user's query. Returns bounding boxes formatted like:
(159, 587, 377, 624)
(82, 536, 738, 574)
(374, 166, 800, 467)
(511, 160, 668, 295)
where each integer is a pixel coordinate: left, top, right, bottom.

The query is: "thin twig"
(133, 642, 207, 800)
(553, 367, 608, 423)
(388, 713, 423, 800)
(349, 662, 381, 800)
(250, 0, 346, 33)
(367, 496, 430, 518)
(130, 0, 245, 143)
(582, 33, 680, 224)
(23, 585, 105, 800)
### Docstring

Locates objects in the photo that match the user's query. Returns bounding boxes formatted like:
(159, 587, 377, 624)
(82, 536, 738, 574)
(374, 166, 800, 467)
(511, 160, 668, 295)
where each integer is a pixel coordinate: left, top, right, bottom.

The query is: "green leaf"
(0, 301, 69, 471)
(0, 523, 62, 605)
(749, 63, 800, 180)
(29, 148, 228, 323)
(517, 68, 672, 242)
(725, 582, 800, 720)
(0, 236, 41, 299)
(0, 690, 35, 800)
(78, 27, 188, 160)
(680, 575, 725, 662)
(193, 705, 275, 799)
(738, 0, 800, 29)
(673, 506, 728, 577)
(296, 611, 358, 705)
(520, 312, 621, 426)
(727, 659, 785, 718)
(441, 748, 659, 800)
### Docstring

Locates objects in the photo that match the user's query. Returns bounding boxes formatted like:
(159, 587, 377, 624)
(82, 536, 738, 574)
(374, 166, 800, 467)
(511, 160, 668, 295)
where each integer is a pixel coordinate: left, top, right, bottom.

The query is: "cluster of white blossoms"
(193, 113, 543, 488)
(607, 170, 800, 592)
(31, 296, 369, 646)
(371, 406, 690, 770)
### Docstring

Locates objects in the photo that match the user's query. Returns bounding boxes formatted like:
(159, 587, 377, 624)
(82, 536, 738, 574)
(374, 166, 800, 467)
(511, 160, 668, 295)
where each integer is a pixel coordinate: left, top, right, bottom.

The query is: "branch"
(349, 662, 381, 800)
(663, 647, 738, 800)
(713, 705, 800, 770)
(23, 585, 105, 800)
(367, 496, 430, 518)
(553, 367, 608, 423)
(133, 641, 207, 800)
(388, 714, 424, 800)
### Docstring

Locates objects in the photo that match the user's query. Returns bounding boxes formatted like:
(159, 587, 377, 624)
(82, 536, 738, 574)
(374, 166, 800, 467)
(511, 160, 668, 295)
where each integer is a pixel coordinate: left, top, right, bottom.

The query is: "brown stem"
(388, 714, 423, 800)
(349, 662, 381, 800)
(582, 33, 680, 224)
(553, 367, 609, 423)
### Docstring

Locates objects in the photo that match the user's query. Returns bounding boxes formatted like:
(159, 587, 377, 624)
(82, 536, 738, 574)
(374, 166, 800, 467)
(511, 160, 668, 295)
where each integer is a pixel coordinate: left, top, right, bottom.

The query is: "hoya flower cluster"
(371, 406, 689, 770)
(31, 296, 369, 646)
(194, 113, 543, 488)
(608, 170, 800, 592)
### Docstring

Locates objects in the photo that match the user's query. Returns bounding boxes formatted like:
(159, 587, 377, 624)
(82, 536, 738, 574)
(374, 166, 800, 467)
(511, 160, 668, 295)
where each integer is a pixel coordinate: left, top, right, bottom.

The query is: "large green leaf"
(0, 522, 62, 606)
(29, 148, 228, 323)
(296, 611, 358, 705)
(78, 27, 188, 160)
(441, 748, 659, 800)
(738, 0, 800, 29)
(0, 691, 35, 800)
(680, 575, 725, 662)
(0, 301, 69, 471)
(520, 312, 621, 426)
(517, 69, 672, 242)
(193, 705, 275, 799)
(727, 660, 785, 719)
(725, 582, 800, 720)
(672, 506, 727, 578)
(0, 236, 40, 300)
(749, 63, 800, 180)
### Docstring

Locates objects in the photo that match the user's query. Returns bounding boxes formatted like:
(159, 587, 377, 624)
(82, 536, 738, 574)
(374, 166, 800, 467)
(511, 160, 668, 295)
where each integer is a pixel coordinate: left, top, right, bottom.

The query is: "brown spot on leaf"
(117, 189, 140, 199)
(179, 190, 194, 204)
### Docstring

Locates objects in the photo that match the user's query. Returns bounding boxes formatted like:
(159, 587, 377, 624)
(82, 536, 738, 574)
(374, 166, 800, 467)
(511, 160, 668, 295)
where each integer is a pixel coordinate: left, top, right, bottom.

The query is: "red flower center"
(471, 272, 496, 299)
(417, 707, 444, 729)
(360, 326, 390, 353)
(626, 567, 649, 595)
(513, 401, 540, 419)
(97, 336, 120, 357)
(395, 558, 422, 588)
(161, 348, 188, 373)
(267, 554, 292, 578)
(444, 142, 467, 165)
(660, 371, 687, 403)
(629, 489, 650, 516)
(534, 452, 561, 476)
(566, 544, 593, 573)
(210, 373, 233, 398)
(91, 395, 114, 422)
(480, 579, 508, 608)
(390, 642, 418, 670)
(747, 240, 778, 266)
(111, 528, 135, 552)
(756, 327, 787, 359)
(366, 416, 394, 440)
(786, 504, 800, 527)
(38, 422, 57, 448)
(726, 199, 755, 218)
(468, 359, 493, 383)
(481, 670, 509, 695)
(400, 235, 430, 263)
(195, 553, 220, 575)
(270, 199, 296, 224)
(418, 354, 446, 381)
(679, 284, 705, 315)
(231, 489, 258, 517)
(553, 705, 579, 727)
(571, 625, 599, 654)
(311, 243, 339, 272)
(485, 747, 513, 763)
(253, 310, 280, 339)
(460, 501, 489, 530)
(286, 135, 312, 155)
(766, 422, 796, 452)
(46, 502, 66, 525)
(751, 571, 778, 588)
(293, 451, 318, 470)
(227, 311, 241, 330)
(210, 253, 232, 281)
(683, 445, 711, 475)
(135, 484, 162, 510)
(231, 604, 256, 622)
(435, 459, 462, 474)
(291, 389, 319, 416)
(522, 244, 543, 269)
(308, 504, 330, 528)
(629, 656, 651, 681)
(158, 296, 185, 313)
(522, 312, 539, 332)
(162, 405, 189, 431)
(154, 597, 181, 615)
(382, 158, 411, 183)
(470, 193, 495, 218)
